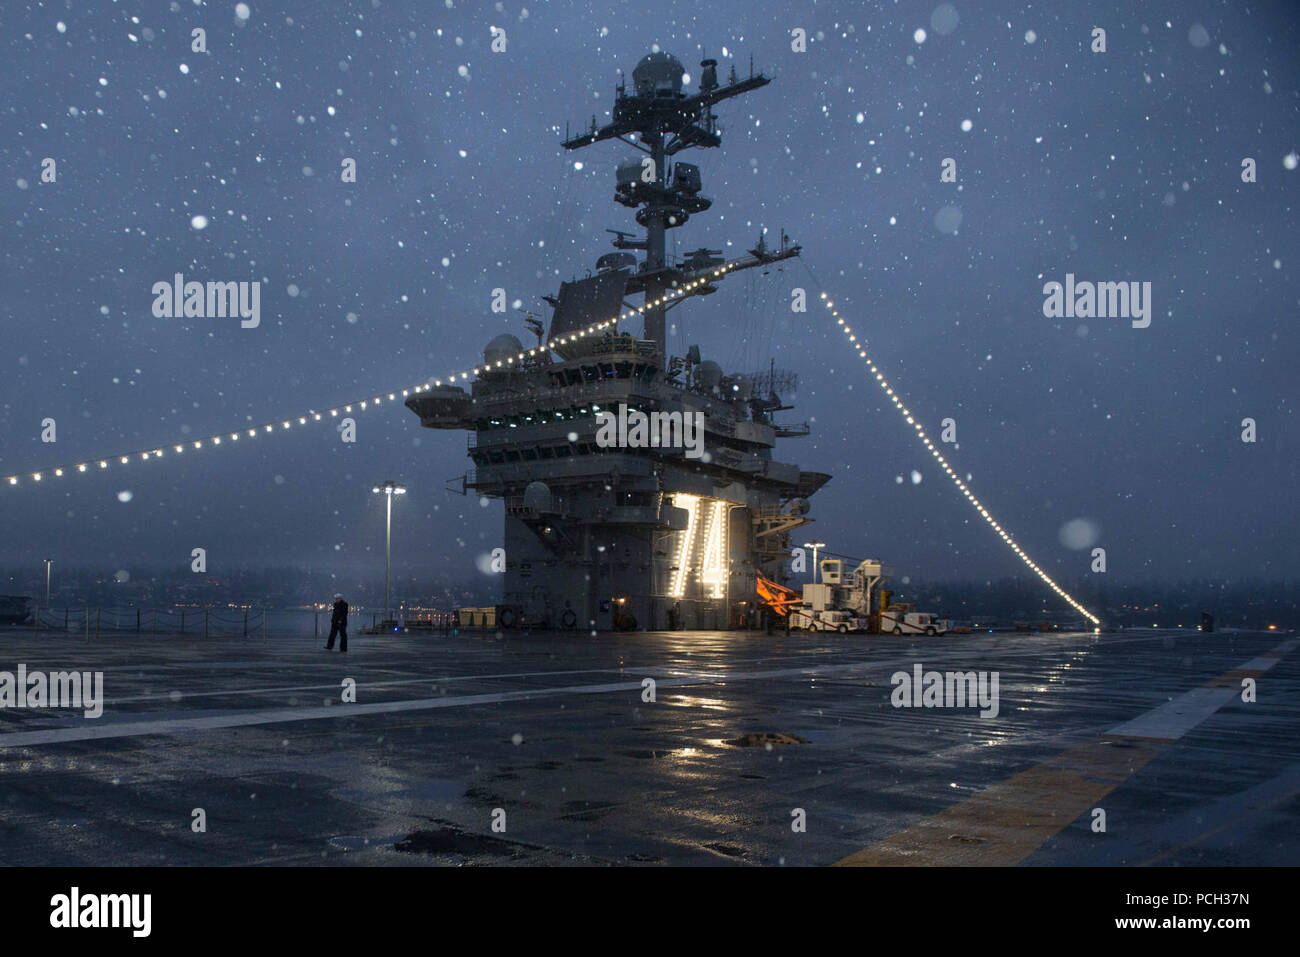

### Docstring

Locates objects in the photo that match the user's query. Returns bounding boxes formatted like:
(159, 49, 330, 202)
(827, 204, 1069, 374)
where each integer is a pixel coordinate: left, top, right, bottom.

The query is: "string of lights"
(815, 289, 1101, 626)
(2, 264, 738, 490)
(4, 260, 1097, 626)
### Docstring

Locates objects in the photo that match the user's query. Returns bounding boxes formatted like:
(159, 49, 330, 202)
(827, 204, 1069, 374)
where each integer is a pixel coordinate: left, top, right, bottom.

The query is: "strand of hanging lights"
(4, 265, 1096, 626)
(3, 263, 739, 490)
(817, 291, 1100, 626)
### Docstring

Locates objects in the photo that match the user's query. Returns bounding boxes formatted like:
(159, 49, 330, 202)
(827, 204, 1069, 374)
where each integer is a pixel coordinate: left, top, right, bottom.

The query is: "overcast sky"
(1, 0, 1296, 594)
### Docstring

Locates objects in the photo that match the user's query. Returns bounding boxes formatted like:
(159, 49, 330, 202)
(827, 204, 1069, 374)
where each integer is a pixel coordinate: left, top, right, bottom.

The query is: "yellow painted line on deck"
(834, 739, 1163, 866)
(835, 639, 1296, 867)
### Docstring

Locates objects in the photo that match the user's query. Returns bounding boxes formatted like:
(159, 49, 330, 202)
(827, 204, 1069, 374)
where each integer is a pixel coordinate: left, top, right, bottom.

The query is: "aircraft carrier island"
(407, 51, 829, 632)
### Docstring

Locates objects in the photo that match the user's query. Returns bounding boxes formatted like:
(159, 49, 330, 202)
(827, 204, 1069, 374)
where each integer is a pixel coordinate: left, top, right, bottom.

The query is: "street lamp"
(371, 480, 406, 625)
(43, 559, 53, 605)
(803, 541, 826, 583)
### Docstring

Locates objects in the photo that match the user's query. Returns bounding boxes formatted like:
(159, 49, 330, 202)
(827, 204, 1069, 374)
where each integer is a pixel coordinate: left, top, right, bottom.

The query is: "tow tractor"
(788, 607, 859, 633)
(878, 606, 951, 636)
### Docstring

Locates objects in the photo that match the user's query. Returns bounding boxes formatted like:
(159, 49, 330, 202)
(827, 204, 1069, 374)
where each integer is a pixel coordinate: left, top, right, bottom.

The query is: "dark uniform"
(325, 597, 348, 652)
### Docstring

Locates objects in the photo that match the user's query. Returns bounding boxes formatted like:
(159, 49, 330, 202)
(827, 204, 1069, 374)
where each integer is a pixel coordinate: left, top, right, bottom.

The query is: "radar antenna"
(561, 51, 800, 360)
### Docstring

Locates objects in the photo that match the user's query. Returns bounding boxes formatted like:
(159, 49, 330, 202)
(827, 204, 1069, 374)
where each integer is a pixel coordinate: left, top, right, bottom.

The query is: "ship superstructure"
(407, 51, 829, 631)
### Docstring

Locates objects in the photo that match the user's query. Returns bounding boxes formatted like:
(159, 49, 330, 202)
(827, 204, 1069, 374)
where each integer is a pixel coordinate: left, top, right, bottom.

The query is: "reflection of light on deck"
(664, 694, 729, 711)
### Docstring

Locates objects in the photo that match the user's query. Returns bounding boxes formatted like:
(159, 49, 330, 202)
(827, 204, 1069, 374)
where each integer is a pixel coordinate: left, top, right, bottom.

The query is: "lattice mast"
(561, 53, 800, 361)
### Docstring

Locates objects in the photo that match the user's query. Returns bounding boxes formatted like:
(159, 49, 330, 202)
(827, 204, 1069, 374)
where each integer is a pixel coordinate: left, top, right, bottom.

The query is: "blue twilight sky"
(0, 0, 1296, 592)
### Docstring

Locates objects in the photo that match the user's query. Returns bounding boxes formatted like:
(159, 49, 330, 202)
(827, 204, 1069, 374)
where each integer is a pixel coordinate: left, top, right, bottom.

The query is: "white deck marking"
(86, 644, 1058, 704)
(103, 667, 632, 704)
(1103, 686, 1242, 741)
(1104, 641, 1295, 741)
(7, 636, 1277, 750)
(0, 662, 872, 748)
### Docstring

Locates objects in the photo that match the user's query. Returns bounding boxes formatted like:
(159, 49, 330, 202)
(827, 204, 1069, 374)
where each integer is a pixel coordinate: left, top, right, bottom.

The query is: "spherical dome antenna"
(633, 52, 685, 98)
(484, 333, 524, 366)
(523, 481, 553, 513)
(694, 360, 723, 392)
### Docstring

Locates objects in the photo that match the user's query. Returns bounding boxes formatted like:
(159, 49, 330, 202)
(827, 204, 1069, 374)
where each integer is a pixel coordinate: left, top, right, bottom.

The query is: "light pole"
(803, 541, 826, 583)
(43, 559, 53, 605)
(371, 480, 406, 624)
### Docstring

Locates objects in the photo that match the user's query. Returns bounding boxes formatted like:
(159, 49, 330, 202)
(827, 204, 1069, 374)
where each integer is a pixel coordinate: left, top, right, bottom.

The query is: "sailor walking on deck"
(325, 593, 348, 652)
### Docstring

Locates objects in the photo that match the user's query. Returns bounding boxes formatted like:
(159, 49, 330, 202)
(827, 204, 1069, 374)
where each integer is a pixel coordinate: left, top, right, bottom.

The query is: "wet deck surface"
(0, 626, 1295, 865)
